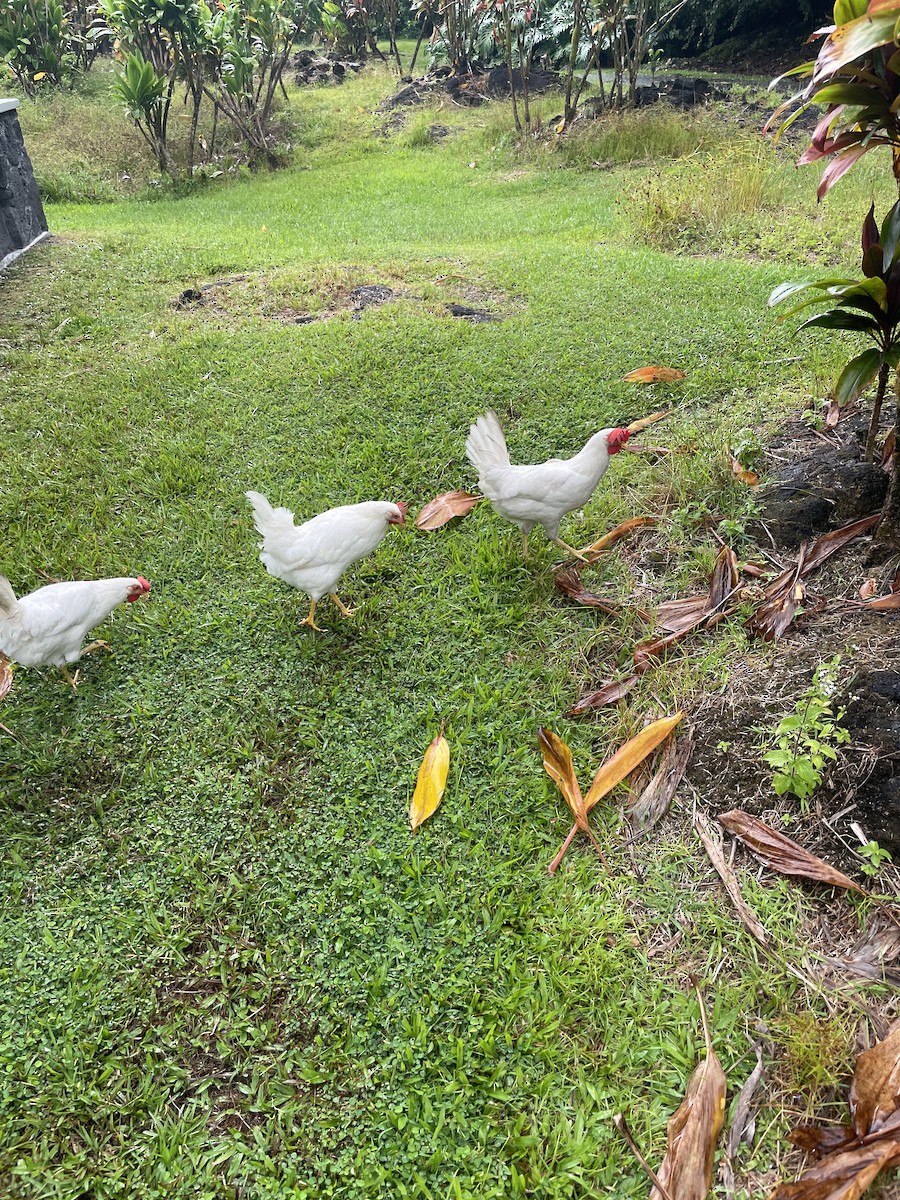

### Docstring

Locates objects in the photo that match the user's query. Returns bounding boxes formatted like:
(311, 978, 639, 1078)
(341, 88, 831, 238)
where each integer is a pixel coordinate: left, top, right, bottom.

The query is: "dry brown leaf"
(800, 515, 881, 575)
(718, 810, 866, 894)
(565, 676, 639, 717)
(650, 999, 727, 1200)
(747, 514, 881, 641)
(789, 1125, 856, 1158)
(636, 545, 740, 667)
(859, 578, 878, 600)
(882, 428, 895, 471)
(695, 812, 770, 947)
(409, 729, 450, 830)
(746, 579, 807, 642)
(708, 545, 740, 611)
(770, 1136, 900, 1199)
(623, 366, 686, 384)
(824, 398, 841, 430)
(864, 593, 900, 611)
(657, 596, 711, 635)
(0, 657, 12, 702)
(576, 515, 658, 558)
(723, 1043, 766, 1197)
(554, 567, 639, 617)
(584, 713, 685, 813)
(415, 490, 482, 531)
(621, 443, 672, 457)
(851, 1025, 900, 1138)
(628, 726, 694, 831)
(730, 455, 760, 487)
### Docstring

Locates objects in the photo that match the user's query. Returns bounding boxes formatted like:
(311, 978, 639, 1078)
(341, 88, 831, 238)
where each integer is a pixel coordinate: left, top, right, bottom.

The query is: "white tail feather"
(0, 575, 19, 621)
(245, 490, 297, 538)
(465, 410, 511, 476)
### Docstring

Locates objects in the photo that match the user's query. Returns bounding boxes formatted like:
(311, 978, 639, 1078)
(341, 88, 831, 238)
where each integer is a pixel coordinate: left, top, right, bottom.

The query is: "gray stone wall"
(0, 99, 48, 271)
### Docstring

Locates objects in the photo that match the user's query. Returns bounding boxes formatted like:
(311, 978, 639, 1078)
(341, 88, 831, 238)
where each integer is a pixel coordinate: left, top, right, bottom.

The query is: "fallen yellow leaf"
(410, 728, 450, 831)
(585, 712, 684, 811)
(538, 727, 586, 826)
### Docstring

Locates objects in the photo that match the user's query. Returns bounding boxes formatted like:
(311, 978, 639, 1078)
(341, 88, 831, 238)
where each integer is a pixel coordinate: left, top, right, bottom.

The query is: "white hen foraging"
(246, 491, 407, 631)
(465, 409, 631, 558)
(0, 574, 152, 688)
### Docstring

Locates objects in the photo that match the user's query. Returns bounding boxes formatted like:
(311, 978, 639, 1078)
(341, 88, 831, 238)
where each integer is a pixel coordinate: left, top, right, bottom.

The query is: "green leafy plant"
(0, 0, 67, 95)
(858, 839, 892, 878)
(769, 0, 900, 200)
(762, 656, 851, 807)
(113, 50, 177, 177)
(769, 198, 900, 461)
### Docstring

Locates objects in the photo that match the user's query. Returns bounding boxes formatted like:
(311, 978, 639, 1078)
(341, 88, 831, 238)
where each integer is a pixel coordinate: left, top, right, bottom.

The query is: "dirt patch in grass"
(171, 265, 518, 325)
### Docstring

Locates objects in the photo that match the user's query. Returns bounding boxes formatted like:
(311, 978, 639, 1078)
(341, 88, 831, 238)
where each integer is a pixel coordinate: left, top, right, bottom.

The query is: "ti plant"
(769, 0, 900, 200)
(769, 198, 900, 461)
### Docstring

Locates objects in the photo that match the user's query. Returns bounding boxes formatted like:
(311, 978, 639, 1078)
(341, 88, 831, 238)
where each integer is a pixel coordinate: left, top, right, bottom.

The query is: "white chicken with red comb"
(246, 491, 407, 631)
(465, 409, 631, 558)
(0, 574, 151, 688)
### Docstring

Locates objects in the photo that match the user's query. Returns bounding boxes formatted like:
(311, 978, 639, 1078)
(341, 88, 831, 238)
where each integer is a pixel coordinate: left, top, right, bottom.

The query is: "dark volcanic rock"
(756, 441, 888, 549)
(446, 303, 500, 323)
(841, 670, 900, 855)
(350, 284, 394, 314)
(0, 102, 48, 268)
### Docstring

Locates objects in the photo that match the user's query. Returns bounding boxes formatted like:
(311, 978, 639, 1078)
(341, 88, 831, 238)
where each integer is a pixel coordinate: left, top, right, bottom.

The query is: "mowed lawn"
(0, 81, 874, 1198)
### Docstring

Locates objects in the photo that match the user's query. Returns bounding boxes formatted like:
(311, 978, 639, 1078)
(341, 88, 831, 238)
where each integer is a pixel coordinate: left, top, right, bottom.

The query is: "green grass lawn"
(0, 62, 893, 1198)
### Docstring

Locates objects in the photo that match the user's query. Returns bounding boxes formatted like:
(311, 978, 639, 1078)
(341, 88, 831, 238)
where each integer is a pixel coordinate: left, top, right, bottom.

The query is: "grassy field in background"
(1, 58, 895, 1198)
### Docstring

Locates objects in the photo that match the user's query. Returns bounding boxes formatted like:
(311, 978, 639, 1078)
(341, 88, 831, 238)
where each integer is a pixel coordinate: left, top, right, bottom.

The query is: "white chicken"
(0, 574, 152, 687)
(246, 491, 407, 631)
(465, 410, 631, 557)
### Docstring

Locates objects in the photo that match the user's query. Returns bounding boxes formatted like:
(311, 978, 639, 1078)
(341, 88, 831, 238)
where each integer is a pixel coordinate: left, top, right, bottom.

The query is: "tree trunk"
(865, 358, 890, 463)
(871, 369, 900, 560)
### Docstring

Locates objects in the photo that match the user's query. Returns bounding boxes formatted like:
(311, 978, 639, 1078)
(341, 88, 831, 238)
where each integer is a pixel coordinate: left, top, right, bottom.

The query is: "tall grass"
(552, 103, 730, 168)
(622, 134, 898, 266)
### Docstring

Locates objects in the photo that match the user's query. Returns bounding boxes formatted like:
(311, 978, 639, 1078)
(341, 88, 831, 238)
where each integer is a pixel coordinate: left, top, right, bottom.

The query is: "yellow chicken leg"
(60, 666, 80, 691)
(520, 530, 530, 558)
(300, 599, 326, 632)
(329, 593, 358, 618)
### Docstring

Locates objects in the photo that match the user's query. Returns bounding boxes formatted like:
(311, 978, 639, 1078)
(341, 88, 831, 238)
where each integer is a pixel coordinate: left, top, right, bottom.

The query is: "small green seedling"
(858, 840, 892, 879)
(762, 657, 851, 809)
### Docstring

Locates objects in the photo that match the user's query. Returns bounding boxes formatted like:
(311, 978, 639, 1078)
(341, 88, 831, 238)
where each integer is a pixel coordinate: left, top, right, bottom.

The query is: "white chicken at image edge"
(465, 409, 631, 558)
(0, 575, 152, 688)
(246, 491, 407, 631)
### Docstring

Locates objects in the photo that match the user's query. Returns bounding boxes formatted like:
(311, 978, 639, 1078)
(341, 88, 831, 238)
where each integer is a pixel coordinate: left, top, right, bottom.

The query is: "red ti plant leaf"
(415, 490, 482, 531)
(718, 809, 866, 894)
